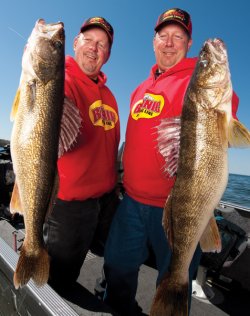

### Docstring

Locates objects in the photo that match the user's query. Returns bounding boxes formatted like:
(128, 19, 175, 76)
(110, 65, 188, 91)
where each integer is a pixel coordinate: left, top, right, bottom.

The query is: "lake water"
(222, 173, 250, 208)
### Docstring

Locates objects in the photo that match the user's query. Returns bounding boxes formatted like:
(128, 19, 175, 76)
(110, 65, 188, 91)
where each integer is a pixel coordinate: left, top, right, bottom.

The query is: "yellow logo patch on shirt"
(89, 100, 118, 130)
(131, 93, 164, 120)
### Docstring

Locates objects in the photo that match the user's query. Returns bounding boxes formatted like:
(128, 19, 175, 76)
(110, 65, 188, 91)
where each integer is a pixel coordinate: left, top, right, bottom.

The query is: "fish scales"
(150, 38, 250, 315)
(10, 19, 65, 289)
(169, 92, 228, 279)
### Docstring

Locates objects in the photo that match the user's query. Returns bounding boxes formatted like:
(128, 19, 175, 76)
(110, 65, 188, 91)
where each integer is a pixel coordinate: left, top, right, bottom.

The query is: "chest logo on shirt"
(89, 100, 118, 130)
(131, 93, 165, 120)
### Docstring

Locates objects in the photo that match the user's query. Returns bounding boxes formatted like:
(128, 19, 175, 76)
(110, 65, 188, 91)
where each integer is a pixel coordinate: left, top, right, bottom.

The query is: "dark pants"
(43, 190, 119, 291)
(103, 194, 202, 316)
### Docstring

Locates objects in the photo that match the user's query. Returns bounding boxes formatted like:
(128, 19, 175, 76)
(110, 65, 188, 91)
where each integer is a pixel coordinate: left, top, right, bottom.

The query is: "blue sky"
(1, 0, 250, 175)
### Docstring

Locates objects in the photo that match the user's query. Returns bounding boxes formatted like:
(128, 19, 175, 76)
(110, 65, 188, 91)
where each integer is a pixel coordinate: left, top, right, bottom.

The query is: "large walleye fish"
(150, 38, 250, 316)
(10, 19, 65, 289)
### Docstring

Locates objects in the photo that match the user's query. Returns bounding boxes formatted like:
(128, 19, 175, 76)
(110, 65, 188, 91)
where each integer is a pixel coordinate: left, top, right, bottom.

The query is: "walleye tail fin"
(10, 88, 21, 121)
(150, 274, 188, 316)
(228, 118, 250, 148)
(10, 182, 23, 214)
(200, 217, 222, 252)
(14, 242, 50, 289)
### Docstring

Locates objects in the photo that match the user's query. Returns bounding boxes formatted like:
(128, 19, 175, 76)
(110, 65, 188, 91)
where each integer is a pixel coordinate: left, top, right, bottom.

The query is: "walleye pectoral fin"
(10, 89, 21, 121)
(200, 217, 221, 253)
(10, 182, 23, 214)
(155, 117, 181, 177)
(58, 97, 82, 157)
(228, 118, 250, 148)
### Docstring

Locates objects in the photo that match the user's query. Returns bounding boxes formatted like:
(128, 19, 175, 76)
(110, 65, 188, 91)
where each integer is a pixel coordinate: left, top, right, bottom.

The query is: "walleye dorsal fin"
(10, 182, 23, 214)
(228, 118, 250, 148)
(200, 217, 221, 253)
(155, 117, 181, 177)
(58, 97, 82, 158)
(10, 89, 21, 121)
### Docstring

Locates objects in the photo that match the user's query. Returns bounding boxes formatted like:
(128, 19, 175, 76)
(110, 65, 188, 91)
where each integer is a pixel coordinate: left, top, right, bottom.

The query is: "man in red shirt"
(103, 8, 239, 315)
(43, 17, 120, 292)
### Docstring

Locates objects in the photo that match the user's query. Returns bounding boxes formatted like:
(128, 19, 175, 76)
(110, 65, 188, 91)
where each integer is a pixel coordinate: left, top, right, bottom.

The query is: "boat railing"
(0, 234, 81, 316)
(219, 200, 250, 213)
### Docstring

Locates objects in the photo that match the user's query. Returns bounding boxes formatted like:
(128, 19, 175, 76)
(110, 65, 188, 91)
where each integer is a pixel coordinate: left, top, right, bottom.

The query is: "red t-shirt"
(123, 58, 238, 208)
(57, 56, 120, 201)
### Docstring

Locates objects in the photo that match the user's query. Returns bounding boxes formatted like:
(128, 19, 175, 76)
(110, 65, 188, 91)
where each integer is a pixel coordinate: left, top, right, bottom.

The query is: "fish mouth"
(207, 38, 225, 48)
(27, 19, 64, 49)
(193, 37, 232, 107)
(36, 19, 64, 32)
(23, 19, 65, 83)
(198, 37, 228, 81)
(33, 19, 64, 48)
(202, 38, 227, 64)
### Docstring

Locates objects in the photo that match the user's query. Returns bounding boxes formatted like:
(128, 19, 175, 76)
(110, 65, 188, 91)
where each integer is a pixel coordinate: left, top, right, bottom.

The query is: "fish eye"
(54, 41, 62, 49)
(200, 59, 208, 68)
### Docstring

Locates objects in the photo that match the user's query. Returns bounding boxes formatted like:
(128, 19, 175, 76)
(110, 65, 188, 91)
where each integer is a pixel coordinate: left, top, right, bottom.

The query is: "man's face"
(74, 27, 110, 79)
(153, 23, 192, 72)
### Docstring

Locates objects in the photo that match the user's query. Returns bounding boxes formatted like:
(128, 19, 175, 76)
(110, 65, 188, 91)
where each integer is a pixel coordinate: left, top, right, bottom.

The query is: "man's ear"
(187, 38, 193, 51)
(104, 50, 111, 64)
(73, 35, 80, 51)
(153, 37, 156, 52)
